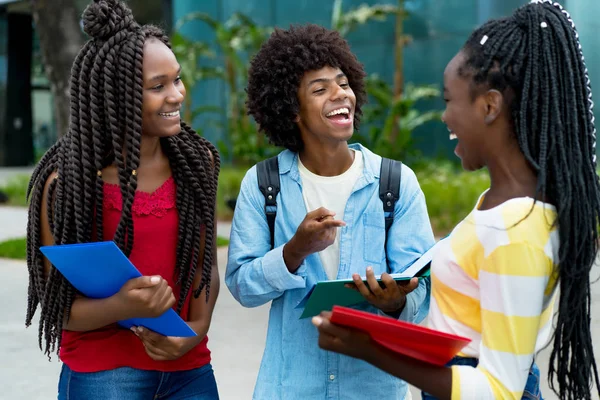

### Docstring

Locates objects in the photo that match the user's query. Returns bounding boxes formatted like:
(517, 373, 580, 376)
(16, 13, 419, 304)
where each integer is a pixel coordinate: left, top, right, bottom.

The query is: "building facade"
(0, 0, 598, 165)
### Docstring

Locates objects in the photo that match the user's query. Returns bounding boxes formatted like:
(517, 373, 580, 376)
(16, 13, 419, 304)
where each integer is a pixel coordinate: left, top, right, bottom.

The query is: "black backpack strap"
(379, 157, 402, 239)
(257, 156, 280, 249)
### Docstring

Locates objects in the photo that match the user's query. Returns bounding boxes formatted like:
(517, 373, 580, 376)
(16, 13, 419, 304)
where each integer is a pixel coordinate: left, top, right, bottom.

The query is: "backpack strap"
(257, 156, 280, 249)
(257, 156, 400, 250)
(379, 157, 402, 242)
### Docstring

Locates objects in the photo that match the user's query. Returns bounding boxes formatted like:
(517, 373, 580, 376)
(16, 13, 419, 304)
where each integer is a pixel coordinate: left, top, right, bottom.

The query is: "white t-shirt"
(298, 149, 364, 280)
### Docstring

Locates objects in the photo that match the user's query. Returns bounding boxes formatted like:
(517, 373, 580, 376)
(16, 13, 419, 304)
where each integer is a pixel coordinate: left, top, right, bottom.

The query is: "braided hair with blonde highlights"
(25, 0, 220, 357)
(458, 2, 600, 399)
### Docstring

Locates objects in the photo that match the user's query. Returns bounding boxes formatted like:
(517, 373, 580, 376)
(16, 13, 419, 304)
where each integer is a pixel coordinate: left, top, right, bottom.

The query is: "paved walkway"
(1, 197, 599, 399)
(1, 250, 270, 400)
(0, 206, 29, 242)
(5, 248, 600, 399)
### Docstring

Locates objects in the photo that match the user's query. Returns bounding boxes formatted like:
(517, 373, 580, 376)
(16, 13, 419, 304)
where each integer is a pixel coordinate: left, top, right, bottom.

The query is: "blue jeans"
(421, 357, 542, 400)
(58, 363, 219, 400)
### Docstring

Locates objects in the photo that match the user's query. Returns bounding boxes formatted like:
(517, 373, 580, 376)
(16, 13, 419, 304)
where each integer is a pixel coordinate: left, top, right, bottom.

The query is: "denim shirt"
(226, 144, 435, 400)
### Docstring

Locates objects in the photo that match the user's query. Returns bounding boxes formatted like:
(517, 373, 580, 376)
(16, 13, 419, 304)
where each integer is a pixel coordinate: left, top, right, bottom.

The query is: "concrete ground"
(0, 206, 29, 242)
(1, 203, 599, 399)
(0, 248, 268, 400)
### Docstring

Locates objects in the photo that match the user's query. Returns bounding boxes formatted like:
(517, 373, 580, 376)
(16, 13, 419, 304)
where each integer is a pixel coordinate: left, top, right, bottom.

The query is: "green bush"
(1, 162, 490, 238)
(216, 166, 249, 220)
(0, 237, 27, 259)
(216, 236, 230, 247)
(0, 167, 247, 222)
(213, 160, 490, 237)
(415, 161, 490, 236)
(0, 175, 30, 207)
(0, 235, 229, 262)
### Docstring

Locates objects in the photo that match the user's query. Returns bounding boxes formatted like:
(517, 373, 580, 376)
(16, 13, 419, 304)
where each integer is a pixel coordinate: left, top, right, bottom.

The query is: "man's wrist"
(283, 238, 307, 273)
(383, 296, 407, 319)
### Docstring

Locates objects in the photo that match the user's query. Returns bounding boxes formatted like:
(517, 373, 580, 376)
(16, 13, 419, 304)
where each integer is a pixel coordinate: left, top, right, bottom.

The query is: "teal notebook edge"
(298, 265, 430, 319)
(297, 238, 444, 319)
(40, 241, 196, 337)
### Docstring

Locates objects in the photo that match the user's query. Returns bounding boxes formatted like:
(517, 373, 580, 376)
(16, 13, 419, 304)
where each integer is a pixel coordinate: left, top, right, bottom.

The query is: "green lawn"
(0, 236, 230, 260)
(0, 237, 27, 259)
(216, 236, 230, 248)
(0, 174, 29, 207)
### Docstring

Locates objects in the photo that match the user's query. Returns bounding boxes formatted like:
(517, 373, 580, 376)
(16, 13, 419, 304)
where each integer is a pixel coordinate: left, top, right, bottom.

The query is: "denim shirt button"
(329, 374, 335, 381)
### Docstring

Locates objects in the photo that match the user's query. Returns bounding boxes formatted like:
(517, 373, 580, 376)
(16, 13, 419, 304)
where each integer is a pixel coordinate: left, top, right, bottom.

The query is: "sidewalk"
(4, 247, 596, 399)
(2, 205, 599, 399)
(1, 249, 269, 400)
(0, 206, 29, 242)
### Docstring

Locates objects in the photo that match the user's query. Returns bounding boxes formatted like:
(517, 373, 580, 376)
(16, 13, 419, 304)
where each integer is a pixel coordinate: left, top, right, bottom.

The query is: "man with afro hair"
(226, 24, 435, 400)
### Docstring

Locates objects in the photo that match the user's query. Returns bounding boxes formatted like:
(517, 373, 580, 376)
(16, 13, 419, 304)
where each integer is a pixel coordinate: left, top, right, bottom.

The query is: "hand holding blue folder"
(40, 241, 196, 337)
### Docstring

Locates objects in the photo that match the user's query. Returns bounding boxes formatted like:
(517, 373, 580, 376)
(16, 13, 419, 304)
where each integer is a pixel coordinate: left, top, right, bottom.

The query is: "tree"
(331, 0, 441, 161)
(390, 0, 410, 143)
(31, 0, 85, 138)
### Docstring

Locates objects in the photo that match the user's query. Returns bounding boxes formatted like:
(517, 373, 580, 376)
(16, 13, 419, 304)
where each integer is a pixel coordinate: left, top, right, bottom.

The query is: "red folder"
(330, 306, 471, 366)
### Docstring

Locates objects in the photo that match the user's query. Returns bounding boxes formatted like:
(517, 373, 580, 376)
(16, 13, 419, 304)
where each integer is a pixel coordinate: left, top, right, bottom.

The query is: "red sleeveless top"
(59, 177, 211, 372)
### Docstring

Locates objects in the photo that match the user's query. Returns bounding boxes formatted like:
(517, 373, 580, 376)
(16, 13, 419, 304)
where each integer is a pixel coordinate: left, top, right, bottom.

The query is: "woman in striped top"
(312, 1, 600, 400)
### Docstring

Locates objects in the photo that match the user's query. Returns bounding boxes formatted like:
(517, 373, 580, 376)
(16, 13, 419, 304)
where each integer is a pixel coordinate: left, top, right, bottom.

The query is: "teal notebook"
(297, 239, 444, 319)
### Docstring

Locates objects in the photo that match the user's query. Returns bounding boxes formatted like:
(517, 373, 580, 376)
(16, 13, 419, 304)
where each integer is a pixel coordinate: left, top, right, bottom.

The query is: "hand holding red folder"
(313, 306, 470, 366)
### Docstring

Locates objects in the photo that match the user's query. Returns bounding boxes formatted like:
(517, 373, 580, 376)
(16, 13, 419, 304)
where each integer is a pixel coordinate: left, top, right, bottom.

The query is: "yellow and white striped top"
(428, 191, 559, 399)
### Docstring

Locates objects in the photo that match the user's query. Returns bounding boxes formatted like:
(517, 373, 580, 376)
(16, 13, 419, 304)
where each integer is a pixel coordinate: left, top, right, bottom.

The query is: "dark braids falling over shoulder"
(25, 0, 220, 358)
(459, 1, 600, 399)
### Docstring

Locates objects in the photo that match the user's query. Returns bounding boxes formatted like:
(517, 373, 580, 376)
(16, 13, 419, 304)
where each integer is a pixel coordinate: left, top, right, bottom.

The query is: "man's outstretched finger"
(319, 218, 346, 228)
(310, 207, 336, 220)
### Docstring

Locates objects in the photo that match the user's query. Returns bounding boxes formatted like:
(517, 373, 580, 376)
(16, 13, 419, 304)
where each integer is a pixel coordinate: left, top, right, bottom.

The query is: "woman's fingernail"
(312, 316, 323, 327)
(367, 266, 373, 272)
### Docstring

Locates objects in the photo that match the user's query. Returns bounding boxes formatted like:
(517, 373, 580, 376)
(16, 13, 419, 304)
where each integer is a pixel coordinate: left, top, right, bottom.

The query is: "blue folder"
(40, 241, 196, 337)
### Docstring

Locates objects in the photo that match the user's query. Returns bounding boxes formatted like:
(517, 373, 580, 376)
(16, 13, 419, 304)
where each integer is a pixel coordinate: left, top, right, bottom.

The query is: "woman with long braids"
(313, 1, 600, 399)
(25, 0, 221, 398)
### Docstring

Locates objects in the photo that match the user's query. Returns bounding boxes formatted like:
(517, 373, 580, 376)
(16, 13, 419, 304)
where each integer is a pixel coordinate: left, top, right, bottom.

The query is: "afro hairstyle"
(246, 24, 367, 152)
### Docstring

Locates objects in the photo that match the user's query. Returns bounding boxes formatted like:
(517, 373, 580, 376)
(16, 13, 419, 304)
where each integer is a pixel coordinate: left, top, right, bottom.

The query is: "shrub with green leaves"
(0, 163, 490, 239)
(0, 175, 30, 207)
(415, 162, 490, 235)
(213, 161, 490, 237)
(0, 237, 27, 259)
(0, 235, 229, 261)
(216, 166, 249, 220)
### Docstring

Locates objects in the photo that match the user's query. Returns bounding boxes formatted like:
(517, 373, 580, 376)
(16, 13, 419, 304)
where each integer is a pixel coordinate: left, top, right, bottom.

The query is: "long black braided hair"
(459, 1, 599, 399)
(25, 0, 220, 357)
